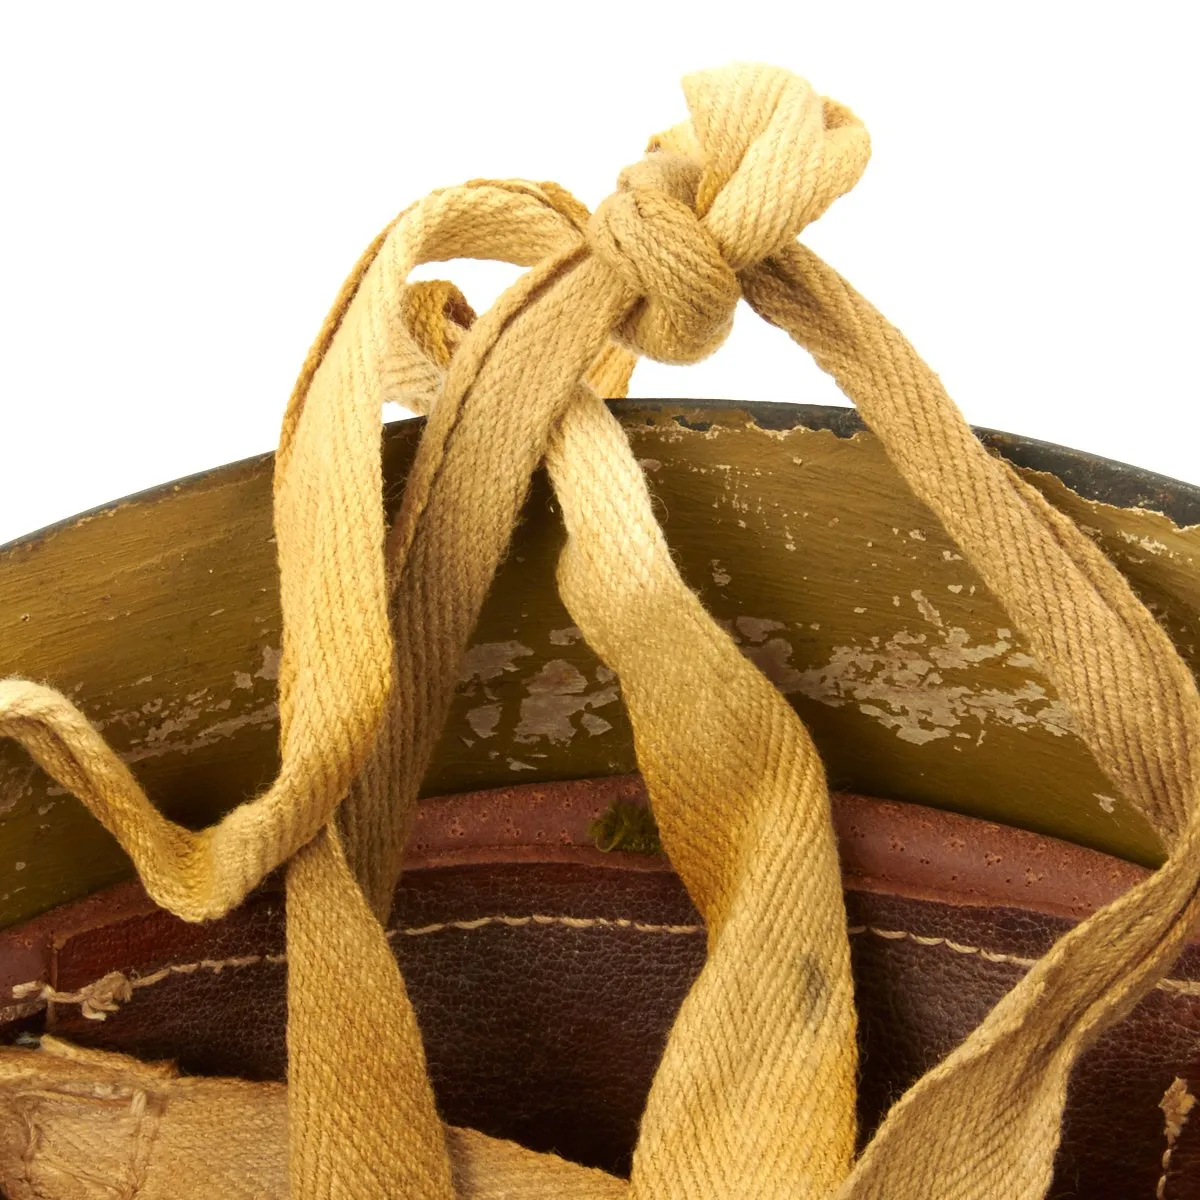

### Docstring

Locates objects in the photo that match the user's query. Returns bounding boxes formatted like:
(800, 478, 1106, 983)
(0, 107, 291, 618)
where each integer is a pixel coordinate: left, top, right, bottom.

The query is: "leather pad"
(1, 779, 1196, 1199)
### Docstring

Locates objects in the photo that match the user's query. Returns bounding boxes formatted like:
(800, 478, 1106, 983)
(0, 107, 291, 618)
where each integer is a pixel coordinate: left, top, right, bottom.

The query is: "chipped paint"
(515, 659, 619, 745)
(735, 616, 785, 642)
(66, 642, 285, 771)
(142, 705, 205, 746)
(465, 704, 502, 739)
(123, 703, 279, 764)
(450, 629, 626, 757)
(911, 589, 944, 628)
(1119, 530, 1172, 556)
(4, 404, 1194, 926)
(459, 641, 535, 683)
(255, 645, 280, 681)
(734, 594, 1072, 747)
(527, 660, 588, 694)
(0, 762, 37, 818)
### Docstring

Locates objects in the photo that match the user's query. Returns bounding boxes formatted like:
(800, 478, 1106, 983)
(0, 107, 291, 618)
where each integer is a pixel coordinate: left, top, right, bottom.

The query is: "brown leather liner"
(0, 778, 1195, 1199)
(413, 777, 1150, 919)
(0, 777, 1152, 1015)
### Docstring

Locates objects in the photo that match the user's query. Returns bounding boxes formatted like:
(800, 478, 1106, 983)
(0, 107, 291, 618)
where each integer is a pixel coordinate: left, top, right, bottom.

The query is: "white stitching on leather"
(11, 916, 1200, 1021)
(1156, 1075, 1197, 1198)
(390, 914, 705, 937)
(848, 924, 1200, 998)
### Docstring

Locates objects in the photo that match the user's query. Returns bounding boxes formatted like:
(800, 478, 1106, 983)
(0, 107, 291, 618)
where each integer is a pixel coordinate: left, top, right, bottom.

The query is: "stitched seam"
(13, 918, 1200, 1020)
(850, 926, 1038, 973)
(849, 925, 1200, 996)
(14, 1088, 163, 1198)
(390, 914, 705, 937)
(1157, 1076, 1196, 1199)
(21, 1102, 41, 1198)
(1160, 1137, 1176, 1199)
(121, 1088, 165, 1200)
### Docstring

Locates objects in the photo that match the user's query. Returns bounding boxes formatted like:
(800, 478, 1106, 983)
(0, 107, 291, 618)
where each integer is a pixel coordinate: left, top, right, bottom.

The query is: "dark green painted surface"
(2, 403, 1197, 926)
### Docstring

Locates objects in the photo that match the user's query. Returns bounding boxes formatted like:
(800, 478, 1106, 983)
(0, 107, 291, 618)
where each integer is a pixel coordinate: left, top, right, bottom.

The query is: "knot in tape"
(587, 62, 871, 364)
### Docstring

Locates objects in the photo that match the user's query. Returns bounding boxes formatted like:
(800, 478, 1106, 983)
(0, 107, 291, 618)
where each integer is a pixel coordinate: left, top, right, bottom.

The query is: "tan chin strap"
(3, 61, 1199, 1200)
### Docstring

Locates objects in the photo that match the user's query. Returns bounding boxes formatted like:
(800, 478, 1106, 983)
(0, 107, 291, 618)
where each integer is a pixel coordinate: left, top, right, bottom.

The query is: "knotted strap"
(3, 62, 1198, 1200)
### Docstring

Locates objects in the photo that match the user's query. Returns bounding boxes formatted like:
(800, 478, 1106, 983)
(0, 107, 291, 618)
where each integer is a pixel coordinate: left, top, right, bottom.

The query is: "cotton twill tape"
(0, 61, 1196, 1200)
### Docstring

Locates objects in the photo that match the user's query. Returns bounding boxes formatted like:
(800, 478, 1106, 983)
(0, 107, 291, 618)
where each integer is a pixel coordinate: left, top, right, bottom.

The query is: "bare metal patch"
(0, 761, 37, 818)
(255, 645, 281, 682)
(459, 641, 535, 684)
(123, 703, 280, 763)
(735, 616, 785, 643)
(580, 713, 613, 736)
(515, 659, 618, 746)
(735, 593, 1073, 747)
(465, 704, 502, 739)
(526, 660, 588, 695)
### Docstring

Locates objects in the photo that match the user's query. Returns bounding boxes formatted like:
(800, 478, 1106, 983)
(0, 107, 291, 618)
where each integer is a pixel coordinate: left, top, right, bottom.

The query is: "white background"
(1, 2, 1196, 546)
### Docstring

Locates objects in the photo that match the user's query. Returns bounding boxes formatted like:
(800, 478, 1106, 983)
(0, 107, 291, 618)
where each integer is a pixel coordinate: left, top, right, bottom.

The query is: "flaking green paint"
(2, 402, 1198, 927)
